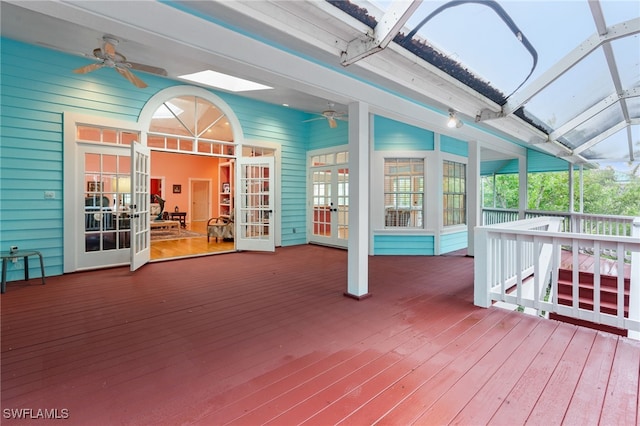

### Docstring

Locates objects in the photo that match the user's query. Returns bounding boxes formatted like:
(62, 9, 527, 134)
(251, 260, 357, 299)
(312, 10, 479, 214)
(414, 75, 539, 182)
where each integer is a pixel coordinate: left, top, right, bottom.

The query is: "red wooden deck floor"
(2, 245, 638, 425)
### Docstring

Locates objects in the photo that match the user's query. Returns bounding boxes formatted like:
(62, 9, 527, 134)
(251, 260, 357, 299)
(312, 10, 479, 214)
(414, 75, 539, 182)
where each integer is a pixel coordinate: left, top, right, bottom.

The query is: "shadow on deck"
(2, 245, 638, 425)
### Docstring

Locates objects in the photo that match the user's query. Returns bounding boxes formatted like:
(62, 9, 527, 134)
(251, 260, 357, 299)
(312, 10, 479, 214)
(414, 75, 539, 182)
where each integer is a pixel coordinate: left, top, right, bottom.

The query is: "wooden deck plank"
(487, 323, 578, 425)
(562, 331, 619, 425)
(526, 326, 597, 425)
(449, 318, 559, 425)
(337, 308, 512, 426)
(600, 337, 640, 425)
(411, 314, 543, 425)
(263, 296, 476, 425)
(1, 245, 637, 425)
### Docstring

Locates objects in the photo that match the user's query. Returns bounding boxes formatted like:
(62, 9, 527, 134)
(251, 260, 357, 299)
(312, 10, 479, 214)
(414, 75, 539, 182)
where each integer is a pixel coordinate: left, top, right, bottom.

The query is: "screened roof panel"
(629, 96, 640, 118)
(563, 103, 623, 149)
(612, 35, 640, 91)
(525, 48, 615, 130)
(582, 126, 636, 159)
(352, 0, 640, 164)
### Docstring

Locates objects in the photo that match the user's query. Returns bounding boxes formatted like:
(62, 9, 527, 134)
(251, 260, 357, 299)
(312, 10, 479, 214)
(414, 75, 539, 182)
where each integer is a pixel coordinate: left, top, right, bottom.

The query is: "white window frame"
(372, 150, 438, 233)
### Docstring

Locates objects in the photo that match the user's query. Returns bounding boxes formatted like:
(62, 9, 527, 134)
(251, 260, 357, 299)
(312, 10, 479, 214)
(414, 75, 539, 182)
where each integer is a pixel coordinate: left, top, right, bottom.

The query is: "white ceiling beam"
(590, 0, 635, 161)
(341, 0, 422, 66)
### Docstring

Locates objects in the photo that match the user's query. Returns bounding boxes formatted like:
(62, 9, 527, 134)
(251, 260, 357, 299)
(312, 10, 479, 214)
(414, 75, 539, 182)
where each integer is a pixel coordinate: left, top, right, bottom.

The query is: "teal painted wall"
(306, 117, 348, 151)
(441, 135, 468, 157)
(0, 38, 308, 282)
(374, 115, 434, 151)
(440, 231, 468, 254)
(373, 235, 435, 255)
(481, 159, 519, 175)
(527, 149, 573, 173)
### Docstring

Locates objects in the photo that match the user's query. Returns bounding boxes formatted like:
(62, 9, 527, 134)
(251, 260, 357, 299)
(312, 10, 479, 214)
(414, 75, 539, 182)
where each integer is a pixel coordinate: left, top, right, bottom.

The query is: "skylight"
(179, 70, 273, 92)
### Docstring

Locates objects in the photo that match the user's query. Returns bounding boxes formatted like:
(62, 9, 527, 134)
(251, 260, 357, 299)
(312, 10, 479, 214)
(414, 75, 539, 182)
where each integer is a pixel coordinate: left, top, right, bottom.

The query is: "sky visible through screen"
(360, 0, 640, 172)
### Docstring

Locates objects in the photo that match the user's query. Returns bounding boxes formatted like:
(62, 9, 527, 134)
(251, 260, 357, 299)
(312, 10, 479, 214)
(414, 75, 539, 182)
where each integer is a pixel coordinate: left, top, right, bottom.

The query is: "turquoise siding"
(306, 117, 348, 151)
(481, 159, 519, 175)
(440, 135, 468, 157)
(440, 231, 468, 254)
(0, 38, 308, 281)
(374, 116, 434, 151)
(373, 234, 435, 255)
(482, 149, 573, 176)
(528, 149, 573, 173)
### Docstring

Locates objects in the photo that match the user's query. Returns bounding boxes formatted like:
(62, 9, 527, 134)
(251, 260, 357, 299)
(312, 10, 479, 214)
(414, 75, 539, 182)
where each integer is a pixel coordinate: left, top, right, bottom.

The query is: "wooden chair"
(207, 210, 234, 242)
(385, 209, 411, 227)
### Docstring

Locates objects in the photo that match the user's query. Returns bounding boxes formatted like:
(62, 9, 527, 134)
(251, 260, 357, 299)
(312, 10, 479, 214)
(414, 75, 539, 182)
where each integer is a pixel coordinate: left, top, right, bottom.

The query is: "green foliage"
(482, 174, 519, 208)
(483, 166, 640, 216)
(577, 167, 640, 216)
(528, 171, 569, 211)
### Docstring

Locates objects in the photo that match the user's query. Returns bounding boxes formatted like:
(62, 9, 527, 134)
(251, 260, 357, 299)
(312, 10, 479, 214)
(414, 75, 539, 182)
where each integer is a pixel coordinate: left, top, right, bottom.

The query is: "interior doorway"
(149, 152, 234, 260)
(190, 179, 211, 223)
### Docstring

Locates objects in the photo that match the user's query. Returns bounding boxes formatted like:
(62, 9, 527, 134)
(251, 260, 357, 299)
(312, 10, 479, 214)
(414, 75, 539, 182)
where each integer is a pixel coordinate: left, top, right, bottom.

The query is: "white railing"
(474, 217, 640, 339)
(483, 209, 636, 237)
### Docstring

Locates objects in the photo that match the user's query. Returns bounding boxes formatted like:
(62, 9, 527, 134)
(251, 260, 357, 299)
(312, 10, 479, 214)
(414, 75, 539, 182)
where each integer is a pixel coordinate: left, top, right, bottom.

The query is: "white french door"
(130, 141, 151, 271)
(235, 156, 275, 252)
(308, 149, 349, 248)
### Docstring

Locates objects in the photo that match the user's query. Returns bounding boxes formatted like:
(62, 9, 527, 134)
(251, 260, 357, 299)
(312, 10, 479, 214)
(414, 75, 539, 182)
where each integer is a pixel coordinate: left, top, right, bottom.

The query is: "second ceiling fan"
(304, 103, 347, 128)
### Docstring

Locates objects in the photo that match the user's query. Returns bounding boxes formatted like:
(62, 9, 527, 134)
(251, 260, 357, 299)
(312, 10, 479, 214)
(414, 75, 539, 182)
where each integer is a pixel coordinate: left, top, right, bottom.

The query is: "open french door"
(130, 141, 151, 271)
(236, 156, 275, 252)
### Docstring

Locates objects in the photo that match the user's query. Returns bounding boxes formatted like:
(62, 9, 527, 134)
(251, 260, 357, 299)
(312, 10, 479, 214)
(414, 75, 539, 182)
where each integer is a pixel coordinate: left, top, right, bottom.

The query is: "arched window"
(147, 95, 235, 156)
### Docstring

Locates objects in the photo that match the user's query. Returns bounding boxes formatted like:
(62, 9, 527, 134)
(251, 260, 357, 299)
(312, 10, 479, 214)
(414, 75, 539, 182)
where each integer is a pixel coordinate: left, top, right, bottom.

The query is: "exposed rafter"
(341, 0, 422, 66)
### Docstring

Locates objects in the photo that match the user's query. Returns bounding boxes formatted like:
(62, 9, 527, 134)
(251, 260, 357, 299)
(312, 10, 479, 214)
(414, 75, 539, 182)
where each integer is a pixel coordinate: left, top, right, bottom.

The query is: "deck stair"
(549, 268, 630, 336)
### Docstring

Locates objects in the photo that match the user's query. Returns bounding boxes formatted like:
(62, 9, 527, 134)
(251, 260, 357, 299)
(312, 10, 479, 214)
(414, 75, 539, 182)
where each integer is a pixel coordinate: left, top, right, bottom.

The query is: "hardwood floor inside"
(150, 220, 234, 260)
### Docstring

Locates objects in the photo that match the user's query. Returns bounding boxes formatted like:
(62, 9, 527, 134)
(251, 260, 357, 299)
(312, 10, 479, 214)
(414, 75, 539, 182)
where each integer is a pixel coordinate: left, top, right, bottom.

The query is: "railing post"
(629, 217, 640, 340)
(474, 226, 491, 308)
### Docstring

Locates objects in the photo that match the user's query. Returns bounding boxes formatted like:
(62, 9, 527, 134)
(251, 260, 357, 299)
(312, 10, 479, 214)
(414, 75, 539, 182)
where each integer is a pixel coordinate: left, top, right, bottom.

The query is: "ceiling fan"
(304, 103, 347, 128)
(73, 35, 166, 88)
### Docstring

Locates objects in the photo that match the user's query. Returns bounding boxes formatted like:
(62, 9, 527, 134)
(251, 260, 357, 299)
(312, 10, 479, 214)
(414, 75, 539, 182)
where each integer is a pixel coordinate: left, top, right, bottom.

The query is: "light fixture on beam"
(447, 109, 463, 129)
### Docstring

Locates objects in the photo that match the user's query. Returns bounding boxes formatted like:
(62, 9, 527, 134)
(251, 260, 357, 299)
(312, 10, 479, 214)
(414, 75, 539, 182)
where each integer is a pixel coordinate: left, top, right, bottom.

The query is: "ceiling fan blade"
(103, 39, 117, 57)
(116, 66, 148, 88)
(129, 62, 168, 77)
(73, 62, 104, 74)
(327, 117, 338, 128)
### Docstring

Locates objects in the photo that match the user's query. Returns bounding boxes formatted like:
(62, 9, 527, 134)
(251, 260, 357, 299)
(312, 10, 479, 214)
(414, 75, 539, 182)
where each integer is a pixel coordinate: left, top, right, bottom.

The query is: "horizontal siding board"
(441, 135, 468, 157)
(1, 106, 63, 123)
(1, 126, 63, 142)
(0, 115, 63, 133)
(528, 149, 571, 173)
(0, 147, 63, 162)
(374, 115, 434, 151)
(373, 234, 435, 255)
(441, 231, 468, 253)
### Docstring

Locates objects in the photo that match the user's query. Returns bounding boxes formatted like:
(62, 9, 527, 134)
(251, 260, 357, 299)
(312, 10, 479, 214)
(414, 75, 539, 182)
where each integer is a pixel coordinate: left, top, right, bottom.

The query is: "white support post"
(518, 154, 527, 220)
(568, 163, 574, 214)
(474, 226, 491, 307)
(345, 101, 371, 300)
(629, 218, 640, 340)
(467, 140, 481, 256)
